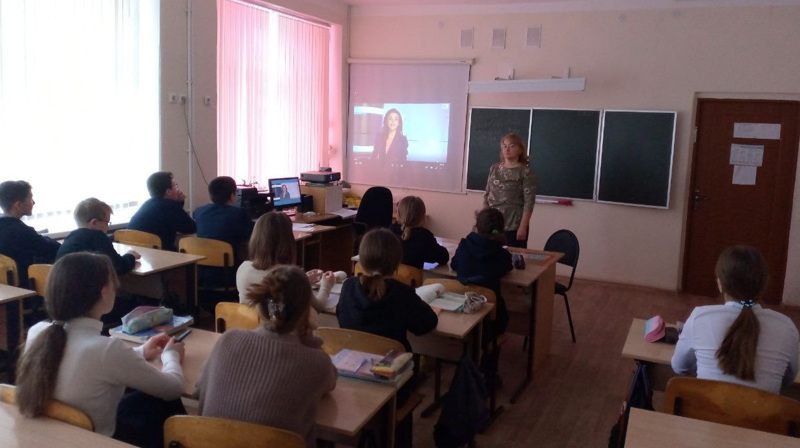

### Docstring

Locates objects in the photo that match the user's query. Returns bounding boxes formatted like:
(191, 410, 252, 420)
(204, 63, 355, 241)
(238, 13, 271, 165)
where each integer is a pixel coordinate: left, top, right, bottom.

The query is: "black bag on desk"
(434, 356, 489, 448)
(608, 362, 654, 448)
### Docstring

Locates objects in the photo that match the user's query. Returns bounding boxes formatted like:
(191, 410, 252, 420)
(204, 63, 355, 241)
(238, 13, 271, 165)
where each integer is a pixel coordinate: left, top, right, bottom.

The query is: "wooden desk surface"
(428, 236, 563, 288)
(431, 304, 494, 339)
(622, 318, 800, 384)
(139, 328, 396, 438)
(0, 402, 134, 448)
(0, 284, 36, 305)
(625, 408, 800, 448)
(112, 243, 205, 276)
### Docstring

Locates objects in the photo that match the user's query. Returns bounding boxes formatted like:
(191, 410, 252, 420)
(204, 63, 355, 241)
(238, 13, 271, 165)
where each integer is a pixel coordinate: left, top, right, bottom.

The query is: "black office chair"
(543, 229, 579, 343)
(353, 186, 393, 253)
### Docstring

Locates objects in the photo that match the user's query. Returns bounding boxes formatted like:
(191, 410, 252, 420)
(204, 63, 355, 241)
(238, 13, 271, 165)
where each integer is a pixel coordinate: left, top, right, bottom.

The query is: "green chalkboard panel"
(598, 110, 676, 208)
(466, 108, 531, 191)
(530, 109, 600, 200)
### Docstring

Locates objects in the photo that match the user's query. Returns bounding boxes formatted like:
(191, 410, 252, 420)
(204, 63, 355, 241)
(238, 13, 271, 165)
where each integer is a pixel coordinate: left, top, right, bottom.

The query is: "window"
(217, 0, 329, 186)
(0, 0, 160, 234)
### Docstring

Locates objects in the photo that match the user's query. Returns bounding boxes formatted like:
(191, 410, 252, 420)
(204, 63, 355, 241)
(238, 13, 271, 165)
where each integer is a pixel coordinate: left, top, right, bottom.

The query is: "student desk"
(625, 407, 800, 448)
(292, 217, 354, 274)
(0, 401, 135, 448)
(0, 284, 36, 361)
(425, 237, 562, 403)
(621, 318, 800, 393)
(137, 328, 398, 447)
(112, 243, 205, 309)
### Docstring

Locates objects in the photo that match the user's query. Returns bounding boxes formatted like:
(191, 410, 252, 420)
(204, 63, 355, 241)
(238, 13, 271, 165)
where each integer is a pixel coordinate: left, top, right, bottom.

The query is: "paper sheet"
(733, 122, 781, 140)
(729, 144, 764, 167)
(292, 223, 315, 232)
(732, 165, 757, 185)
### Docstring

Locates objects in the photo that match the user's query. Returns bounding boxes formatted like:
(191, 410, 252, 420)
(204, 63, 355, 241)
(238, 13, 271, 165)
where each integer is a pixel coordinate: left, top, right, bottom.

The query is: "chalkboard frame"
(596, 109, 677, 209)
(529, 107, 602, 201)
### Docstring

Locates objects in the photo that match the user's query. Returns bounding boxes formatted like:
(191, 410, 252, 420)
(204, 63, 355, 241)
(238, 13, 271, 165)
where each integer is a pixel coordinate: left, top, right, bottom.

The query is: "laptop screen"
(269, 177, 302, 208)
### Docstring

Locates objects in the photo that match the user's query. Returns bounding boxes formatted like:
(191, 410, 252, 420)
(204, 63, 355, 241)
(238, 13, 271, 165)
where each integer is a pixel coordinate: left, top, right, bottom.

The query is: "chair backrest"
(543, 229, 580, 290)
(179, 237, 234, 268)
(664, 377, 800, 437)
(422, 278, 497, 319)
(0, 383, 94, 431)
(114, 229, 162, 249)
(354, 186, 393, 231)
(27, 264, 53, 297)
(315, 327, 405, 356)
(214, 302, 260, 333)
(0, 254, 19, 286)
(354, 262, 422, 288)
(164, 415, 305, 448)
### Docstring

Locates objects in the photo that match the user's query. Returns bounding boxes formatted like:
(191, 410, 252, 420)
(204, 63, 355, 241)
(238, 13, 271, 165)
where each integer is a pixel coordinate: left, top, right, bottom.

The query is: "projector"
(300, 171, 341, 183)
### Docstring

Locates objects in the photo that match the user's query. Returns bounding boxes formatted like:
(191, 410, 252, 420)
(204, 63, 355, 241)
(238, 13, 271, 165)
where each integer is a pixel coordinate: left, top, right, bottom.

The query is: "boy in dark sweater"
(0, 180, 60, 288)
(128, 171, 196, 251)
(57, 198, 140, 275)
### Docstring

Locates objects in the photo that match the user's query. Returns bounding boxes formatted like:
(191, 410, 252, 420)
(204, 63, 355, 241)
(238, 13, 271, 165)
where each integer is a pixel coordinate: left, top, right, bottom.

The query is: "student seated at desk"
(672, 246, 799, 394)
(16, 253, 186, 448)
(388, 196, 449, 270)
(128, 171, 196, 251)
(193, 176, 253, 260)
(450, 208, 513, 335)
(337, 228, 438, 352)
(196, 266, 336, 448)
(236, 212, 335, 321)
(57, 198, 140, 274)
(0, 180, 61, 288)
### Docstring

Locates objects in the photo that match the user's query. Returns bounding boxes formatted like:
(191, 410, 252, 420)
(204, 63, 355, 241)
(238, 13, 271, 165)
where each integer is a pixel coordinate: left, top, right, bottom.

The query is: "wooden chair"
(27, 264, 53, 297)
(163, 415, 304, 448)
(214, 302, 260, 333)
(314, 327, 422, 448)
(179, 237, 236, 311)
(114, 229, 161, 249)
(353, 262, 423, 288)
(664, 377, 800, 437)
(0, 254, 19, 286)
(0, 383, 94, 431)
(420, 278, 502, 418)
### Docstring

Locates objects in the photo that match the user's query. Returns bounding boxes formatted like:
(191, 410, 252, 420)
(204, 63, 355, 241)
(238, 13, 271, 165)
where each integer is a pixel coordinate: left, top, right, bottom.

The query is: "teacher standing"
(483, 133, 536, 248)
(372, 108, 408, 162)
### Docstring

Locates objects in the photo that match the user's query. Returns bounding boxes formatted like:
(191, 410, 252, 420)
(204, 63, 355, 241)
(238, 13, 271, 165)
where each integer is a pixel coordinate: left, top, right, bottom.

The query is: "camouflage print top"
(483, 163, 536, 231)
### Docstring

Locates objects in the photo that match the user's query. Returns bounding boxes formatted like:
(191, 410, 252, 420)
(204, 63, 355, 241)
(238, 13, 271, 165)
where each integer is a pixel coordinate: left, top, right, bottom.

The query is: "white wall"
(347, 4, 800, 304)
(159, 0, 349, 211)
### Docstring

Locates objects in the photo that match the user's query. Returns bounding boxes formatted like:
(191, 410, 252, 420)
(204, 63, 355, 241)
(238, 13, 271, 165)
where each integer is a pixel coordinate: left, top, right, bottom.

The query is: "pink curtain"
(217, 0, 329, 185)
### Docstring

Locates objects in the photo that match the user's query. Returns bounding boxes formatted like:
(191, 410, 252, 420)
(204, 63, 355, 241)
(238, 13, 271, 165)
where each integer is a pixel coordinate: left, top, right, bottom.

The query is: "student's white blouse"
(671, 301, 799, 394)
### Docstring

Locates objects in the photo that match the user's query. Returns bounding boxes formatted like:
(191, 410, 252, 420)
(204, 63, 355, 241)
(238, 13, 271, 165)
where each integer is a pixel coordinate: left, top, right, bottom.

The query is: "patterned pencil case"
(122, 306, 173, 334)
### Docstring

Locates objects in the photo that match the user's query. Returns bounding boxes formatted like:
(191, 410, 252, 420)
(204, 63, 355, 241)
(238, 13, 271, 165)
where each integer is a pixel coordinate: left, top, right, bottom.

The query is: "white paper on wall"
(733, 123, 781, 140)
(732, 165, 757, 185)
(729, 144, 764, 167)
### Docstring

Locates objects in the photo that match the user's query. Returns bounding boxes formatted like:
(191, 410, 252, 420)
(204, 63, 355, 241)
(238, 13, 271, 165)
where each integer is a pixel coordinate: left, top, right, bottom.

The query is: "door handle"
(693, 189, 709, 210)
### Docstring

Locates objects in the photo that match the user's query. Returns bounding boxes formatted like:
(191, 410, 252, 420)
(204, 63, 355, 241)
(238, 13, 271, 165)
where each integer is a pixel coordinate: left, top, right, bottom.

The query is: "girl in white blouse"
(16, 252, 186, 447)
(672, 246, 799, 393)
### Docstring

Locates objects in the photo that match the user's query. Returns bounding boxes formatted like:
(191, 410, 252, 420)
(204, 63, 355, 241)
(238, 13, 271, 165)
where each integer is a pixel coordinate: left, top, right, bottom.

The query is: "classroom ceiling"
(344, 0, 800, 6)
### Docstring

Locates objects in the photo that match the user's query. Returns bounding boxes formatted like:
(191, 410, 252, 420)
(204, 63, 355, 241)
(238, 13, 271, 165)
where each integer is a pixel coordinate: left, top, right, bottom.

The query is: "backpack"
(434, 356, 489, 448)
(608, 362, 654, 448)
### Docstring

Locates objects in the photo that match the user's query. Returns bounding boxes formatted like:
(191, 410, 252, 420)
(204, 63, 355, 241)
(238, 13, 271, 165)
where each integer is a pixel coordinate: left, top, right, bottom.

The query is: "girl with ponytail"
(337, 228, 438, 352)
(388, 196, 450, 270)
(672, 245, 799, 393)
(196, 265, 336, 448)
(17, 252, 185, 447)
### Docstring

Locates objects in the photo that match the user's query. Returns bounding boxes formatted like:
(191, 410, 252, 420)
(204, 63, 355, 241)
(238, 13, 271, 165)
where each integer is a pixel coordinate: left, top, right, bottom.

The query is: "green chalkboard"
(598, 111, 676, 208)
(530, 109, 600, 200)
(466, 108, 531, 191)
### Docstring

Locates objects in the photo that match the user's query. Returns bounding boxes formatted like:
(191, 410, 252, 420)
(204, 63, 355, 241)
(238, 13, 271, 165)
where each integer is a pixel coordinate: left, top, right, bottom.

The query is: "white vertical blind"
(217, 0, 329, 186)
(0, 0, 160, 233)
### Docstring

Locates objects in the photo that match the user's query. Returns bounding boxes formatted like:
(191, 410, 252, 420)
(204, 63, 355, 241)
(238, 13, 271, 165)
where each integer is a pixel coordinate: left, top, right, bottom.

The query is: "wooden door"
(683, 99, 800, 303)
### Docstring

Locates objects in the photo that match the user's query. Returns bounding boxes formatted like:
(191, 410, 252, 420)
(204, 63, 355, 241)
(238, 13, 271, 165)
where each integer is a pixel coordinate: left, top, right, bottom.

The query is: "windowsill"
(24, 205, 140, 239)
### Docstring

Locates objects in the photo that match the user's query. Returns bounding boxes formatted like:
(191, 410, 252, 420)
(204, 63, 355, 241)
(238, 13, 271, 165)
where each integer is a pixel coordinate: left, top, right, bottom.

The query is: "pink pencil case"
(644, 315, 665, 343)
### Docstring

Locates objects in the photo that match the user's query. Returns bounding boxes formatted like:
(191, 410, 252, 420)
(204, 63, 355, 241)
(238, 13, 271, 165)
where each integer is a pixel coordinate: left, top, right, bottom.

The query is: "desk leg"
(187, 264, 198, 314)
(420, 358, 443, 417)
(511, 280, 538, 404)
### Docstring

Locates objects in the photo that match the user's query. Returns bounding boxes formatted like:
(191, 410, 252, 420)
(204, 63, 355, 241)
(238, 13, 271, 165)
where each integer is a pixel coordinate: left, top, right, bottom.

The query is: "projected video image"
(351, 103, 450, 163)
